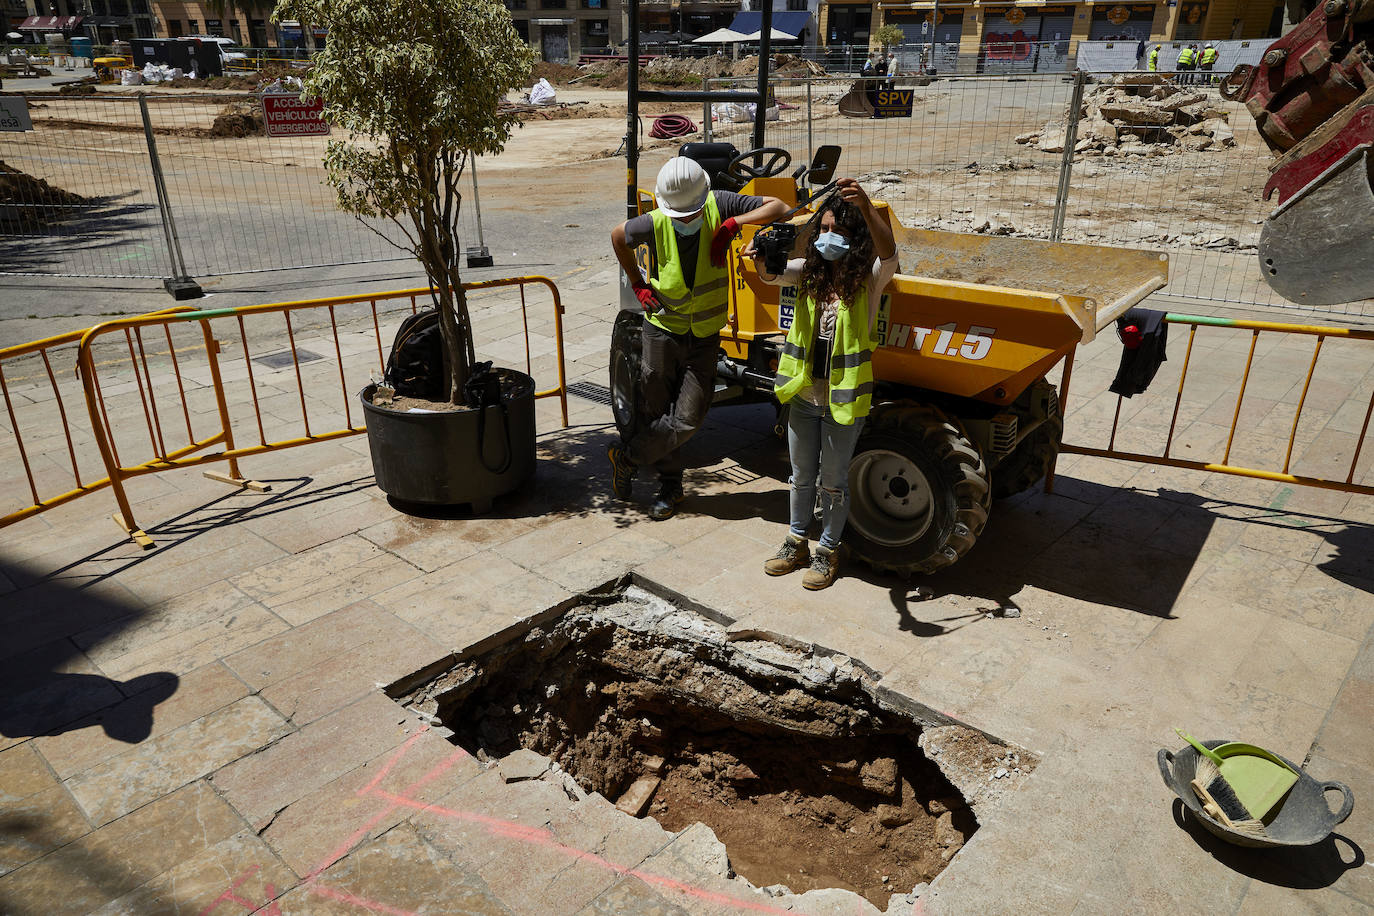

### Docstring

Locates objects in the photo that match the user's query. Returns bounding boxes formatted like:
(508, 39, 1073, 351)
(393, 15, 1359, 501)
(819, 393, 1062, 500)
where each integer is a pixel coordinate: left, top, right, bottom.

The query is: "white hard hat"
(655, 157, 710, 218)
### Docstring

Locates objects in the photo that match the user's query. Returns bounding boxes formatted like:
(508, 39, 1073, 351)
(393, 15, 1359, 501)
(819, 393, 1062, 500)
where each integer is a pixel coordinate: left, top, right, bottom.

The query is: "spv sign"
(874, 89, 914, 118)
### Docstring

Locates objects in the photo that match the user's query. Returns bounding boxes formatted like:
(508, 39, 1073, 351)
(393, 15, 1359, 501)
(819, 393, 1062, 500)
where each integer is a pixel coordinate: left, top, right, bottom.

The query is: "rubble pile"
(1016, 74, 1236, 158)
(575, 53, 825, 88)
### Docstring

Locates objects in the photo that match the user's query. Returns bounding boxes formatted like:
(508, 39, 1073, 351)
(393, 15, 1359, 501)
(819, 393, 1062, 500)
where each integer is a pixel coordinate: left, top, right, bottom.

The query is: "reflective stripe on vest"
(773, 285, 875, 425)
(1201, 48, 1217, 64)
(1177, 48, 1195, 65)
(648, 193, 729, 338)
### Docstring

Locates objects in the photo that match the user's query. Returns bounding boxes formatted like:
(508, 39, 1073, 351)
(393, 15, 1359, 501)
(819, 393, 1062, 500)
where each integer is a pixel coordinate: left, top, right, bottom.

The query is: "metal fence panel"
(1, 95, 172, 279)
(2, 93, 488, 281)
(704, 73, 1368, 317)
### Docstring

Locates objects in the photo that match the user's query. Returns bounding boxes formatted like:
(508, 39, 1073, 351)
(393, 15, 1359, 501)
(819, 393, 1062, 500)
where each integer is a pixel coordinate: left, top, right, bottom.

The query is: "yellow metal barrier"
(1056, 313, 1374, 496)
(1, 279, 566, 547)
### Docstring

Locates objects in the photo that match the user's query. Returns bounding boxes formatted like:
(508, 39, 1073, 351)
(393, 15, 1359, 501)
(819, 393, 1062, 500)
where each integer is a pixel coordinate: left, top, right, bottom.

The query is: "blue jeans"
(786, 398, 865, 551)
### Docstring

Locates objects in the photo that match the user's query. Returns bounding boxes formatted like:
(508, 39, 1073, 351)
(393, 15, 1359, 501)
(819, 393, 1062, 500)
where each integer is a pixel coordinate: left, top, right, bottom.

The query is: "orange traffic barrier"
(1055, 312, 1374, 496)
(0, 278, 566, 547)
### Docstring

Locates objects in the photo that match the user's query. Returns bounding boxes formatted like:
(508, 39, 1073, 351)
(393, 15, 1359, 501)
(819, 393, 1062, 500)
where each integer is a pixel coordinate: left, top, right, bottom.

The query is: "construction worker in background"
(609, 157, 789, 520)
(1148, 44, 1160, 72)
(1176, 43, 1196, 84)
(1200, 43, 1219, 83)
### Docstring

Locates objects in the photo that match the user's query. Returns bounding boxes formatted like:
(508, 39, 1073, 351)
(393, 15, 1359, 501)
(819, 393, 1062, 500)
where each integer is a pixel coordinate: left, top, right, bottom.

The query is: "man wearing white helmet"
(609, 156, 788, 519)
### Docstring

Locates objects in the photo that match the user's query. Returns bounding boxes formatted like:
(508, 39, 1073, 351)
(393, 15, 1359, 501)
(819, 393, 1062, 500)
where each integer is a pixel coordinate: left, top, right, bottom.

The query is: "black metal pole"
(626, 0, 640, 222)
(753, 2, 773, 150)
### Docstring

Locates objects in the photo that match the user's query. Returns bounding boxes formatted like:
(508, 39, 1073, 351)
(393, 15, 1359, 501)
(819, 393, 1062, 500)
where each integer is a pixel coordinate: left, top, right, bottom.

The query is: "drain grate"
(254, 349, 324, 369)
(568, 381, 613, 406)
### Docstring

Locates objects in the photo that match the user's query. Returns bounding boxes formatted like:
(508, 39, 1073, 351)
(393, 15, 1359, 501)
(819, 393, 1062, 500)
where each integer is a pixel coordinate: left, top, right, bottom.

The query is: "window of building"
(786, 0, 807, 10)
(205, 18, 223, 36)
(250, 18, 268, 46)
(229, 19, 242, 42)
(186, 19, 198, 34)
(582, 17, 609, 46)
(506, 0, 527, 9)
(827, 4, 871, 45)
(132, 0, 149, 13)
(582, 0, 604, 8)
(136, 18, 153, 37)
(514, 19, 529, 40)
(166, 19, 183, 37)
(543, 0, 567, 9)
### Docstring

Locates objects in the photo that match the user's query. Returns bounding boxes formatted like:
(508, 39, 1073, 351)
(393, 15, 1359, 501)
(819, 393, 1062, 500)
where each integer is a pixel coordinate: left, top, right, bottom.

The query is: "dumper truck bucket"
(893, 227, 1169, 344)
(838, 80, 875, 118)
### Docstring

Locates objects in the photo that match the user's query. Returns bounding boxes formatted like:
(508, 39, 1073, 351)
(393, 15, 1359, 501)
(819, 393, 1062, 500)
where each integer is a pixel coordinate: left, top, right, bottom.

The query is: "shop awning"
(725, 11, 810, 40)
(18, 15, 83, 31)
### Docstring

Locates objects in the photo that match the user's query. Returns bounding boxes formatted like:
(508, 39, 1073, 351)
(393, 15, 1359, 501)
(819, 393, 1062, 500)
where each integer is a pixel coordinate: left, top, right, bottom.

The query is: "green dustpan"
(1176, 730, 1299, 820)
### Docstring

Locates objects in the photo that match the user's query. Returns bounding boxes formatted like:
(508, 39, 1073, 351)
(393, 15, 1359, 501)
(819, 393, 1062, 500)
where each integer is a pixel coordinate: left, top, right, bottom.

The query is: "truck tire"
(609, 311, 643, 441)
(845, 405, 991, 577)
(991, 414, 1063, 500)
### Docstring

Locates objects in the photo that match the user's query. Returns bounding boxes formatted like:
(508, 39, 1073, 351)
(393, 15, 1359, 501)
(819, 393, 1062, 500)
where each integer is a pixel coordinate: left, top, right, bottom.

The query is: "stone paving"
(1, 259, 1373, 915)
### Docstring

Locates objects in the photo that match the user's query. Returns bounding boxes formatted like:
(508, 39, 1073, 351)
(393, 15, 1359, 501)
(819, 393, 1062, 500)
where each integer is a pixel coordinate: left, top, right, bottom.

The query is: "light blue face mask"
(672, 215, 703, 236)
(813, 230, 850, 261)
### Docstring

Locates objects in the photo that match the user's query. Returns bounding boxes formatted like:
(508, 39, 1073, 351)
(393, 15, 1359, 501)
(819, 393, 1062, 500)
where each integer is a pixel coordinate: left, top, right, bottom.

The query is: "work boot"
(607, 444, 636, 500)
(802, 544, 839, 590)
(649, 481, 685, 520)
(764, 534, 809, 576)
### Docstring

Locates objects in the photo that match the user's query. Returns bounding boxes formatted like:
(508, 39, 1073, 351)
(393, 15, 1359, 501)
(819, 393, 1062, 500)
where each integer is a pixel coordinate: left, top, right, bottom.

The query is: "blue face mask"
(672, 215, 703, 236)
(813, 230, 850, 261)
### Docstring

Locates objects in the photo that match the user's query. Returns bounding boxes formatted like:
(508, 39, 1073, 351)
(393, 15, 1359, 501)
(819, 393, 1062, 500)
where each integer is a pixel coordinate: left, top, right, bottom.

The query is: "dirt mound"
(58, 81, 98, 95)
(532, 62, 584, 85)
(0, 160, 88, 230)
(211, 101, 265, 137)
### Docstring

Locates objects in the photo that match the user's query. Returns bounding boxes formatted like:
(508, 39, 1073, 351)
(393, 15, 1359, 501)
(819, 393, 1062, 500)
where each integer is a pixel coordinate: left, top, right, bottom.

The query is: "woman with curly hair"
(742, 177, 897, 589)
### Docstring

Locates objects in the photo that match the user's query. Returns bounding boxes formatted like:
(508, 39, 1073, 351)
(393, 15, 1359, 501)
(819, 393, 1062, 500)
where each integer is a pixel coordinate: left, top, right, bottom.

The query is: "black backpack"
(383, 310, 445, 401)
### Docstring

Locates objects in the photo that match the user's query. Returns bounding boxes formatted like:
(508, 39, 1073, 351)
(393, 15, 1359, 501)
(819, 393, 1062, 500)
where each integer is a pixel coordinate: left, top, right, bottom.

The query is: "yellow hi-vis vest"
(1177, 47, 1195, 66)
(1201, 47, 1218, 65)
(773, 285, 875, 425)
(648, 193, 729, 337)
(1148, 48, 1159, 70)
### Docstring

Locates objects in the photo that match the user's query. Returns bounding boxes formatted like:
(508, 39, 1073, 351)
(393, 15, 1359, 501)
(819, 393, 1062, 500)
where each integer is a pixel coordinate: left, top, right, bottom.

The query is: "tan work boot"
(802, 544, 839, 590)
(763, 534, 809, 576)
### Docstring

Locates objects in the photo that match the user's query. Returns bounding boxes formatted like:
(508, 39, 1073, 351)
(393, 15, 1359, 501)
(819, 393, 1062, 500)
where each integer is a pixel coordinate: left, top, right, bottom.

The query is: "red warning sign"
(261, 93, 330, 138)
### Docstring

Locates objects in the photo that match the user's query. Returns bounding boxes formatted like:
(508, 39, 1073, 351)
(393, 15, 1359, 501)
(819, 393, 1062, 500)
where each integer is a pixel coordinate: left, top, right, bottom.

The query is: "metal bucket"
(1158, 740, 1354, 849)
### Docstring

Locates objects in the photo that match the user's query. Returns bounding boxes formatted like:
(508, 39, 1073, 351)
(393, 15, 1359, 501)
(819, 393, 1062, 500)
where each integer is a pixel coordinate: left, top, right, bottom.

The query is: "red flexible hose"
(649, 114, 698, 139)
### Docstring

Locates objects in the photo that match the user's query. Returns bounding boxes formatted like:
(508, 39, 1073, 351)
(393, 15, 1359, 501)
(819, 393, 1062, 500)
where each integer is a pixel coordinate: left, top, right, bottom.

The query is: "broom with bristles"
(1190, 753, 1269, 838)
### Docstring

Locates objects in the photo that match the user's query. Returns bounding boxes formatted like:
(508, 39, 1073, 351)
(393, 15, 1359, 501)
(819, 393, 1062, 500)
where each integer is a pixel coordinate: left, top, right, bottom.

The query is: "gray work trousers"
(626, 322, 719, 482)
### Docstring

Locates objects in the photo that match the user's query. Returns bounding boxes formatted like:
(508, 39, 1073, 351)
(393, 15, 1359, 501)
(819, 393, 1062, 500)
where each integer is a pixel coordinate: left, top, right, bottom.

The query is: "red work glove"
(709, 218, 741, 268)
(1121, 324, 1143, 349)
(632, 284, 661, 313)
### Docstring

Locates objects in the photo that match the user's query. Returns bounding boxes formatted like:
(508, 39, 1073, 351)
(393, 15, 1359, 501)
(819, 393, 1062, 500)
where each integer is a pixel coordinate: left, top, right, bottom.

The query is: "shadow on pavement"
(0, 559, 179, 743)
(1170, 799, 1366, 890)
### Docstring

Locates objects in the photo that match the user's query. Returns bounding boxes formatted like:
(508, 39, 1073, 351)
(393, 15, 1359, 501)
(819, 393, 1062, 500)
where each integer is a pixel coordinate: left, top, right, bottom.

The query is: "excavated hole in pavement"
(393, 582, 1037, 907)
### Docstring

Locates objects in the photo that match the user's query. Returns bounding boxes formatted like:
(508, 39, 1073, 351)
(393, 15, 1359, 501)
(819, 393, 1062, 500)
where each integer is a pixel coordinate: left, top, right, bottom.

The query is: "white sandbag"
(529, 77, 556, 106)
(121, 69, 143, 85)
(711, 102, 779, 123)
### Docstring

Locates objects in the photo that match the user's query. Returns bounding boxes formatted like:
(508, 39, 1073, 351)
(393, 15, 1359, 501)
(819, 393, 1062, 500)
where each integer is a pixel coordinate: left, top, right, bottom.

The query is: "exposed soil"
(403, 587, 1036, 906)
(0, 160, 88, 230)
(210, 101, 265, 138)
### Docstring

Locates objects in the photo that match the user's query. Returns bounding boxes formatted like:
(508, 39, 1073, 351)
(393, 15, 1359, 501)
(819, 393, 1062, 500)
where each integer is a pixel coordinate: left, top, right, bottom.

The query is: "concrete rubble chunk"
(1014, 130, 1038, 144)
(1159, 91, 1207, 112)
(669, 821, 732, 877)
(1098, 103, 1175, 127)
(860, 756, 900, 796)
(614, 774, 661, 816)
(498, 747, 550, 783)
(1079, 117, 1117, 144)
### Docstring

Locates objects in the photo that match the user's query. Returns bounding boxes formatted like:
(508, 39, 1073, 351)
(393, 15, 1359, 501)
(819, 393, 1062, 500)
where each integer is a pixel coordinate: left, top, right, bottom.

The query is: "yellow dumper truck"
(611, 151, 1169, 576)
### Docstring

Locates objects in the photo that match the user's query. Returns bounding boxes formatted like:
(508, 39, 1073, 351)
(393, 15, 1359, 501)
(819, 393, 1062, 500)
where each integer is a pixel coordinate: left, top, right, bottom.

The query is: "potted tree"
(275, 0, 539, 510)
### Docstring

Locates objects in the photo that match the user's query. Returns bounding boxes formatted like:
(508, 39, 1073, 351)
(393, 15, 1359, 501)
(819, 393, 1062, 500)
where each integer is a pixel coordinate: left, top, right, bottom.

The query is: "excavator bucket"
(838, 80, 875, 118)
(1259, 144, 1374, 305)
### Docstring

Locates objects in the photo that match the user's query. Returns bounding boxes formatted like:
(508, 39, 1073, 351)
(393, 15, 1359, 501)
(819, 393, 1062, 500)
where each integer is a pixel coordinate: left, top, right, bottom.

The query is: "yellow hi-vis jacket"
(648, 193, 730, 337)
(774, 285, 875, 425)
(1177, 47, 1196, 66)
(1148, 48, 1159, 71)
(1201, 46, 1218, 65)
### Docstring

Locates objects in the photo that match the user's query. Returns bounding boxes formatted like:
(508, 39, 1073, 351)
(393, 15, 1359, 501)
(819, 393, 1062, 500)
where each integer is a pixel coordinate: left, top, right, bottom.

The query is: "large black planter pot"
(360, 369, 536, 512)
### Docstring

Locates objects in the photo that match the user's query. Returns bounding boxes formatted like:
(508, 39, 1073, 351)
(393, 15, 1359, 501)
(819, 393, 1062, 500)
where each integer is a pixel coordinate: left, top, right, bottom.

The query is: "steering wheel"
(725, 147, 794, 184)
